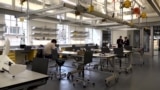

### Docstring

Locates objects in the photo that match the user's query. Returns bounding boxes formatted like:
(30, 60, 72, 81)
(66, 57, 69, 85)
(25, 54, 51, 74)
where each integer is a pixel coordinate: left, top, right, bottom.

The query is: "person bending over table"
(43, 39, 57, 59)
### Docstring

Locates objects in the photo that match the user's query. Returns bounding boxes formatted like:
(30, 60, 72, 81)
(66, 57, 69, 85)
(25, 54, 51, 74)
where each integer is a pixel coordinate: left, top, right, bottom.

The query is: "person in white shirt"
(43, 39, 57, 58)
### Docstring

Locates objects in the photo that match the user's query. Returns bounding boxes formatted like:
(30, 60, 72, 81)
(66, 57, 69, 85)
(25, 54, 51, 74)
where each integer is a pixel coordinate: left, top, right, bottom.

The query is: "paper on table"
(9, 64, 26, 76)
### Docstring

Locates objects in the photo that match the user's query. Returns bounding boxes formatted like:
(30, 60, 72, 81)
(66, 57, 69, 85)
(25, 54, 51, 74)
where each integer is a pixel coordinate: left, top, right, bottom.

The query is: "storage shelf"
(32, 26, 58, 32)
(31, 26, 58, 40)
(71, 31, 88, 34)
(70, 30, 88, 40)
(71, 35, 88, 38)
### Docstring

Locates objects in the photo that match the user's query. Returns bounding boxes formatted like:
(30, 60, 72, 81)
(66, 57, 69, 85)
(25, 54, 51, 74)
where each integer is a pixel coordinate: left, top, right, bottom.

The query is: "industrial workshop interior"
(0, 0, 160, 90)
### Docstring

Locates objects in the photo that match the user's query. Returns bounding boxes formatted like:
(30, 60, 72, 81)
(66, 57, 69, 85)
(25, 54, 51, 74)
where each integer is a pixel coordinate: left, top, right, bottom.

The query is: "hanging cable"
(112, 0, 115, 18)
(120, 0, 124, 20)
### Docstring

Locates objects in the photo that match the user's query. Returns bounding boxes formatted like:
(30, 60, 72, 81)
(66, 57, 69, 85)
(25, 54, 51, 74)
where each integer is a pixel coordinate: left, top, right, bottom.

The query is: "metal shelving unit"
(70, 31, 88, 40)
(31, 26, 58, 40)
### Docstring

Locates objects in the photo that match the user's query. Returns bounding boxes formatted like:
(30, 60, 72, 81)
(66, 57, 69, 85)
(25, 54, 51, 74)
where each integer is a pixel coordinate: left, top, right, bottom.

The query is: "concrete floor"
(35, 54, 160, 90)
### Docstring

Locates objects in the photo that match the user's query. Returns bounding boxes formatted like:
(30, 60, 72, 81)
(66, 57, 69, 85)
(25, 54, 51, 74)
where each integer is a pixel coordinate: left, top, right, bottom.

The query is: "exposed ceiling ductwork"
(147, 0, 160, 16)
(63, 3, 141, 28)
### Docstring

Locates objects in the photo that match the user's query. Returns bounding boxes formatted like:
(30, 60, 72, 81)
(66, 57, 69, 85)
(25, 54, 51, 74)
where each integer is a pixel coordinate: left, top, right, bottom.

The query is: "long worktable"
(59, 51, 118, 86)
(0, 70, 48, 90)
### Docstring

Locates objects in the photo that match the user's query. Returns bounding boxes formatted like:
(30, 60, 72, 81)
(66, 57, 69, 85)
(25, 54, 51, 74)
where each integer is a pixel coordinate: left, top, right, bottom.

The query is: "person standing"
(123, 37, 130, 46)
(117, 36, 123, 48)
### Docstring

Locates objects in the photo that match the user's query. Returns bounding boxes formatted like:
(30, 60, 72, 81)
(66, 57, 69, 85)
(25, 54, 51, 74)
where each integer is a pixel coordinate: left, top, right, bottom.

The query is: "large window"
(5, 14, 27, 46)
(85, 28, 93, 43)
(57, 24, 69, 44)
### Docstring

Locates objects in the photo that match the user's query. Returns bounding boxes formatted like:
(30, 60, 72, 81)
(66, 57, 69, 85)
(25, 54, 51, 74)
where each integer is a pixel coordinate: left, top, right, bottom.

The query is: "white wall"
(111, 30, 128, 46)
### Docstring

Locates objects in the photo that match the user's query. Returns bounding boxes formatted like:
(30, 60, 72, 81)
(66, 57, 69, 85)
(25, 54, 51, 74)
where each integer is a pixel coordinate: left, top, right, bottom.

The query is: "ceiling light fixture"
(62, 0, 76, 6)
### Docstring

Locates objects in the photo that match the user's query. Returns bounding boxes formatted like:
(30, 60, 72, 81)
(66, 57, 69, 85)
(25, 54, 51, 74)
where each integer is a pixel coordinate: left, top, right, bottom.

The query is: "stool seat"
(56, 60, 65, 66)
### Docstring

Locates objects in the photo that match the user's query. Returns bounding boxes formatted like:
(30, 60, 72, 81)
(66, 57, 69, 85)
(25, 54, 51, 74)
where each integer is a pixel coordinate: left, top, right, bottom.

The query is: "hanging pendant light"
(88, 5, 94, 12)
(123, 0, 131, 8)
(140, 12, 147, 18)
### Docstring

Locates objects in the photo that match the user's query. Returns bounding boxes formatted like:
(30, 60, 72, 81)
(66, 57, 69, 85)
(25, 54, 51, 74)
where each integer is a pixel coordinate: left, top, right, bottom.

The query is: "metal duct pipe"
(63, 3, 140, 28)
(29, 9, 74, 19)
(147, 0, 160, 16)
(16, 4, 64, 17)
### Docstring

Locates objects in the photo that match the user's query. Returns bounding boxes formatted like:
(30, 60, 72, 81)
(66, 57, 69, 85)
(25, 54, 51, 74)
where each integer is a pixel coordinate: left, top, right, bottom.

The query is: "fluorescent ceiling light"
(66, 13, 80, 19)
(62, 0, 76, 6)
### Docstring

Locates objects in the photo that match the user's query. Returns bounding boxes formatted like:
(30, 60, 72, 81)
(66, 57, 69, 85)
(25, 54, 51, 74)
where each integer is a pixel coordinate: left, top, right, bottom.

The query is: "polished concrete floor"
(35, 53, 160, 90)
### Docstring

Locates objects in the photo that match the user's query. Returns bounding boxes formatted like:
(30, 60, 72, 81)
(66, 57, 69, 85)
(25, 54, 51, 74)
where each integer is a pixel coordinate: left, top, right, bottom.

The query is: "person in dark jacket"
(123, 37, 130, 46)
(117, 36, 123, 48)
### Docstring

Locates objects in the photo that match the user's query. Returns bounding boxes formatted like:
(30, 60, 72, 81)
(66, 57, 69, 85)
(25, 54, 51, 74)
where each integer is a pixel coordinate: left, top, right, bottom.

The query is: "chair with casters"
(29, 58, 49, 90)
(71, 45, 82, 66)
(50, 49, 66, 80)
(124, 46, 132, 63)
(113, 48, 126, 73)
(32, 58, 49, 75)
(67, 51, 95, 88)
(98, 47, 111, 70)
(124, 46, 132, 51)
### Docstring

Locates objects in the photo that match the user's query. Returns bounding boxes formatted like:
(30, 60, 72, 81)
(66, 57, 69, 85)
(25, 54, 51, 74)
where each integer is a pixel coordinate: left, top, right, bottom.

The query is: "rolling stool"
(55, 59, 66, 80)
(50, 49, 66, 80)
(22, 46, 32, 65)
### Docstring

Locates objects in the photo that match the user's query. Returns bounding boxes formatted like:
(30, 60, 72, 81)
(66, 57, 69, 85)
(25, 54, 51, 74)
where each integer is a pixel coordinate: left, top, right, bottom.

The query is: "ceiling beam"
(147, 0, 160, 16)
(0, 7, 89, 26)
(29, 9, 74, 19)
(63, 3, 141, 28)
(16, 4, 64, 17)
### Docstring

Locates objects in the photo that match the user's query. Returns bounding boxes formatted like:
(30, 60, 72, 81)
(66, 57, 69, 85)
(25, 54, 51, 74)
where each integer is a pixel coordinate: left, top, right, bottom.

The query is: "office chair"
(113, 48, 125, 71)
(124, 46, 132, 51)
(32, 58, 49, 74)
(22, 46, 32, 65)
(71, 45, 82, 67)
(124, 46, 132, 62)
(98, 47, 111, 70)
(67, 51, 95, 88)
(137, 48, 144, 66)
(85, 44, 91, 51)
(50, 49, 66, 80)
(29, 58, 49, 90)
(101, 47, 110, 53)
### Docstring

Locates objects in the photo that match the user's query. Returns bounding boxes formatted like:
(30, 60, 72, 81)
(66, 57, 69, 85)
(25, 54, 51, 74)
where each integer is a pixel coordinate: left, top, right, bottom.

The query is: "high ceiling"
(0, 0, 160, 30)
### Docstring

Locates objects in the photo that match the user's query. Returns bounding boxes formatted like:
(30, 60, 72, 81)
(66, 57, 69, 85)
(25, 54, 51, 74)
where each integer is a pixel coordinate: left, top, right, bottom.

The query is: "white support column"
(26, 0, 31, 45)
(140, 28, 144, 48)
(43, 0, 46, 9)
(150, 26, 154, 56)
